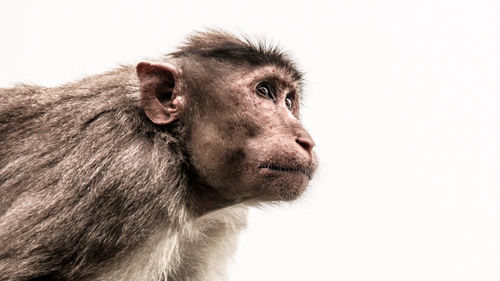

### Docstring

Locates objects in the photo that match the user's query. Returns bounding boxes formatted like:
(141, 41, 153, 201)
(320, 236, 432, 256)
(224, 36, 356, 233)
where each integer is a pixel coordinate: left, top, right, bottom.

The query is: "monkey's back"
(0, 70, 191, 280)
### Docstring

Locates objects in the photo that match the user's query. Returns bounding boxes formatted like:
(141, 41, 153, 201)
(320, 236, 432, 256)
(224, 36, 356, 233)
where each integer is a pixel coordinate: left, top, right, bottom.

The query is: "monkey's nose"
(296, 136, 315, 154)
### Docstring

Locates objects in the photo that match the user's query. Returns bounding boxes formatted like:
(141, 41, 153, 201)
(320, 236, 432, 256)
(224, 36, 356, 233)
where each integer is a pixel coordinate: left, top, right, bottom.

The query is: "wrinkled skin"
(188, 66, 316, 204)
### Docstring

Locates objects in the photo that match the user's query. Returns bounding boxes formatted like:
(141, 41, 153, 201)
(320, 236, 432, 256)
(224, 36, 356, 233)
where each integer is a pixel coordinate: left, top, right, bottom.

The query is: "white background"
(1, 1, 499, 280)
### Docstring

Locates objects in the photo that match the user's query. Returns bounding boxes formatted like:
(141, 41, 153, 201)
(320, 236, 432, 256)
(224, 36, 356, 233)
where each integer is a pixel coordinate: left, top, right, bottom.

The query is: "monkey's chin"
(257, 168, 310, 201)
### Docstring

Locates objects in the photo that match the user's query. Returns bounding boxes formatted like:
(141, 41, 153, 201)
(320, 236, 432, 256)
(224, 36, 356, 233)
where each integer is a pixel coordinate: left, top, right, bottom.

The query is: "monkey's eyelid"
(285, 96, 293, 111)
(256, 82, 276, 101)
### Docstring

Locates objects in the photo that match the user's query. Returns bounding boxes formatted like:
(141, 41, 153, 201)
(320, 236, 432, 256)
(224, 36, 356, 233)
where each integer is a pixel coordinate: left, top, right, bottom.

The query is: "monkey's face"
(137, 62, 317, 209)
(186, 66, 317, 204)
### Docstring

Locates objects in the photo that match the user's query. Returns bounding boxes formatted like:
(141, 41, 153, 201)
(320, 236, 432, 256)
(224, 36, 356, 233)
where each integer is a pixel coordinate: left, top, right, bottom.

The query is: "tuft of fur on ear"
(136, 62, 183, 125)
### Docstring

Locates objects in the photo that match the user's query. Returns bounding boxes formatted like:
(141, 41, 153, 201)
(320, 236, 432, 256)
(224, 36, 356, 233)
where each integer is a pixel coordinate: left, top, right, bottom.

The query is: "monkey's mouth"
(258, 164, 312, 180)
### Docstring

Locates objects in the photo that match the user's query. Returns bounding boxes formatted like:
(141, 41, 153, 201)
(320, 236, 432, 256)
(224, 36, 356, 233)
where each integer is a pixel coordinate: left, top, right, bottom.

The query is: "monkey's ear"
(136, 62, 184, 125)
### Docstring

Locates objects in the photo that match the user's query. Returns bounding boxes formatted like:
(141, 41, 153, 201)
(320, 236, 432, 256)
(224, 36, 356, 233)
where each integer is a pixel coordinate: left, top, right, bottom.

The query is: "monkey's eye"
(256, 82, 274, 100)
(285, 96, 293, 111)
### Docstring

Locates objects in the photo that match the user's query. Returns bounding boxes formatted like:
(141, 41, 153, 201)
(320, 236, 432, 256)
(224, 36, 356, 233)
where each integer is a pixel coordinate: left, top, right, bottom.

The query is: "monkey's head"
(137, 31, 317, 212)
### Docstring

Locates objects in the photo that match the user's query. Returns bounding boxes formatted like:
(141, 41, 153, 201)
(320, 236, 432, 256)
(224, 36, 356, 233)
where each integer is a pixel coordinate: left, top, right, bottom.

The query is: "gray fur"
(0, 67, 246, 280)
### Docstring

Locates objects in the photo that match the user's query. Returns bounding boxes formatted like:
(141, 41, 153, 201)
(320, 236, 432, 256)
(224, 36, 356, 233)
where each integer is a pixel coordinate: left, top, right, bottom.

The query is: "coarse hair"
(170, 29, 303, 82)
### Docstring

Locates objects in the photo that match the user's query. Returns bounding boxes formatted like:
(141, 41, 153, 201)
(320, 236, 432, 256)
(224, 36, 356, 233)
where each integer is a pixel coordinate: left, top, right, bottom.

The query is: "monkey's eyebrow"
(259, 75, 295, 92)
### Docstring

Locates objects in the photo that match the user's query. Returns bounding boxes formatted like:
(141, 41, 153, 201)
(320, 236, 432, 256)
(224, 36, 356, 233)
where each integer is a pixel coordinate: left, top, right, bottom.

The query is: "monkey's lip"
(258, 164, 312, 180)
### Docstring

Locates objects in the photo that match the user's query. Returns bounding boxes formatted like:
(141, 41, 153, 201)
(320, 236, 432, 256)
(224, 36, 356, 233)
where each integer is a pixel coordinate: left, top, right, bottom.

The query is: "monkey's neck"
(185, 179, 239, 216)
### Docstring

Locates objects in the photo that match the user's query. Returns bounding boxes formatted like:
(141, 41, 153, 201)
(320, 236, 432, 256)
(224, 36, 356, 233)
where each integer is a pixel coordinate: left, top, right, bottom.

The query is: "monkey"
(0, 30, 317, 281)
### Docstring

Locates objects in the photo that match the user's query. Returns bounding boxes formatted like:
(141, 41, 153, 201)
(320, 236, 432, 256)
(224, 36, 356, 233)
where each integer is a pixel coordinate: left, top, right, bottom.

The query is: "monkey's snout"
(296, 136, 315, 155)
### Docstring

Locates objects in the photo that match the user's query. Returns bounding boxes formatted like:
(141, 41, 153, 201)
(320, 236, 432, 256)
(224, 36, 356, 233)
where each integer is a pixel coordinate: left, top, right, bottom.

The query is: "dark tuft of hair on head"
(169, 30, 303, 82)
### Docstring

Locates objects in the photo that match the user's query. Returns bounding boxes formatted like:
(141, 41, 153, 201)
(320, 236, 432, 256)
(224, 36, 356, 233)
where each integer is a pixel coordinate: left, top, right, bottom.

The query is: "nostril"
(296, 137, 315, 154)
